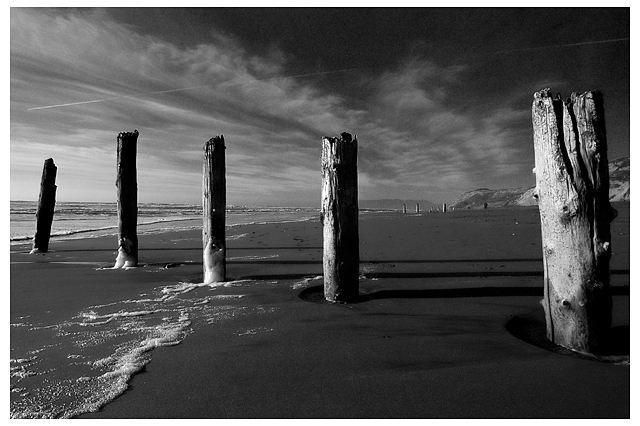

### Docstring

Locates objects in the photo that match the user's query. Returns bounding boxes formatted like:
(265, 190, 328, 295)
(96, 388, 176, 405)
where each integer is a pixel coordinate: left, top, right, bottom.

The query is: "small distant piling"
(115, 130, 139, 268)
(415, 203, 420, 213)
(442, 203, 447, 213)
(203, 136, 226, 284)
(532, 89, 615, 354)
(321, 132, 359, 303)
(31, 158, 57, 253)
(402, 203, 407, 214)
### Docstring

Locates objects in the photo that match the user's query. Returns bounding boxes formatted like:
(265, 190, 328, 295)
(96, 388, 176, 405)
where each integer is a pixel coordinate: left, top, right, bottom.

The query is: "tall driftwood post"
(203, 136, 226, 283)
(442, 203, 447, 213)
(402, 203, 407, 214)
(415, 203, 420, 213)
(115, 130, 139, 268)
(31, 158, 57, 253)
(321, 132, 359, 303)
(532, 89, 615, 354)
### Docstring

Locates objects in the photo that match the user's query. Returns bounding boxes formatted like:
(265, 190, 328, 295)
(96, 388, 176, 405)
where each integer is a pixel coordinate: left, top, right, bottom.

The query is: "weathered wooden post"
(31, 158, 57, 253)
(203, 136, 226, 283)
(415, 203, 420, 213)
(442, 203, 447, 213)
(115, 130, 139, 268)
(531, 89, 616, 354)
(402, 203, 407, 214)
(321, 132, 359, 303)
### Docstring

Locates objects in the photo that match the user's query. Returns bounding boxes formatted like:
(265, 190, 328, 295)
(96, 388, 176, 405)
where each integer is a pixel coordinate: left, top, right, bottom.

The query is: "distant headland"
(451, 156, 630, 210)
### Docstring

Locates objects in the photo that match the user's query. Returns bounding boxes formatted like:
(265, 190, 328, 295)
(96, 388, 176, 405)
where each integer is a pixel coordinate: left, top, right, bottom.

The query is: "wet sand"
(10, 204, 630, 418)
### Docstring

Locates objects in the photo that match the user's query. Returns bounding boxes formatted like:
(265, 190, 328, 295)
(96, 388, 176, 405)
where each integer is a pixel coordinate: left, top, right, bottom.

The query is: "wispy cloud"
(11, 9, 536, 205)
(349, 60, 533, 198)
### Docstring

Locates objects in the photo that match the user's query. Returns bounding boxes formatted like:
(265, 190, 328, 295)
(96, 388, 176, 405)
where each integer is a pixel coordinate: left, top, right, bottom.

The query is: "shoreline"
(10, 206, 630, 418)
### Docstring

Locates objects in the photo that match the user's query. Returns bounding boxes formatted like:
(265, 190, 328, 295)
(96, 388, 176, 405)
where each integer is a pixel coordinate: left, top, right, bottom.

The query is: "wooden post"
(442, 203, 447, 213)
(31, 158, 57, 253)
(415, 203, 420, 213)
(115, 130, 139, 268)
(531, 89, 615, 354)
(203, 136, 226, 283)
(402, 203, 407, 214)
(321, 132, 359, 303)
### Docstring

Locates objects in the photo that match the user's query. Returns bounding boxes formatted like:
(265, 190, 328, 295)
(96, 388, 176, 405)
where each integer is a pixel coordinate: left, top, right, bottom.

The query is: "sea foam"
(10, 275, 275, 419)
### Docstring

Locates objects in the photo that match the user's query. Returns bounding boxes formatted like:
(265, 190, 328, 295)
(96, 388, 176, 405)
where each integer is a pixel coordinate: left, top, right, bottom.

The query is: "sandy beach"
(10, 205, 630, 418)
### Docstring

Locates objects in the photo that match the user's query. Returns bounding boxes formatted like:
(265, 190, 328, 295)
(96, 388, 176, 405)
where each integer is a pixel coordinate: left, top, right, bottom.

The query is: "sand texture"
(10, 205, 630, 418)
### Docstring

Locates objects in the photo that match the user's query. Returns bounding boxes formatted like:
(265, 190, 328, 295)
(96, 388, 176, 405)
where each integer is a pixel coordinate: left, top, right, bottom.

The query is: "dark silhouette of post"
(115, 130, 139, 268)
(203, 136, 226, 283)
(532, 89, 615, 354)
(31, 158, 57, 253)
(442, 203, 447, 213)
(321, 132, 359, 303)
(415, 203, 420, 213)
(402, 203, 407, 213)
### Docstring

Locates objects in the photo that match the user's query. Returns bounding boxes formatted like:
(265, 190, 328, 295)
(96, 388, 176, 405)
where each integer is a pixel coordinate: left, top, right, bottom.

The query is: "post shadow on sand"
(237, 269, 628, 280)
(298, 284, 630, 363)
(16, 245, 629, 285)
(297, 284, 629, 303)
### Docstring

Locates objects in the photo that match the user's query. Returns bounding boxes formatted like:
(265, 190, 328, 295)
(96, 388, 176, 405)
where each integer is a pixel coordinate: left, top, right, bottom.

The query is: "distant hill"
(450, 187, 536, 210)
(608, 156, 630, 201)
(451, 156, 630, 209)
(359, 199, 436, 211)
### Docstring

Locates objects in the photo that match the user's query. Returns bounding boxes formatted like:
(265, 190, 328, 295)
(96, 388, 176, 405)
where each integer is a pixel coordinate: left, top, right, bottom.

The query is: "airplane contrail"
(26, 68, 361, 112)
(27, 98, 110, 111)
(491, 37, 629, 55)
(25, 35, 627, 112)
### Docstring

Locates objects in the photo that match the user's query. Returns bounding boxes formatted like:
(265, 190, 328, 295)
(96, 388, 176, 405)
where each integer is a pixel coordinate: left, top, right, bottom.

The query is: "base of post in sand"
(114, 237, 137, 268)
(299, 285, 372, 304)
(506, 314, 629, 365)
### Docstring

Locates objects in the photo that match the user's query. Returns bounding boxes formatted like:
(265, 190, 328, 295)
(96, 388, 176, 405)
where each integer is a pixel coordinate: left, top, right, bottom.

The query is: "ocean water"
(9, 201, 322, 419)
(10, 201, 320, 243)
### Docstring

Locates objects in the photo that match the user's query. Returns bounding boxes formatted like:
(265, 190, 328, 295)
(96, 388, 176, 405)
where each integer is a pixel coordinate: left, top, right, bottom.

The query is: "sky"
(9, 6, 630, 206)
